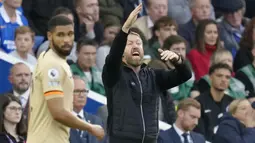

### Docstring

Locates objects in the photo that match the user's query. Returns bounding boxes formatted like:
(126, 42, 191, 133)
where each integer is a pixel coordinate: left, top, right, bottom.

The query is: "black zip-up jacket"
(102, 30, 192, 143)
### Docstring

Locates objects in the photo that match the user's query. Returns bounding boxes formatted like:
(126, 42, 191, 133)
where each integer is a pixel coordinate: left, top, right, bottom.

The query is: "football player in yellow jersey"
(26, 15, 104, 143)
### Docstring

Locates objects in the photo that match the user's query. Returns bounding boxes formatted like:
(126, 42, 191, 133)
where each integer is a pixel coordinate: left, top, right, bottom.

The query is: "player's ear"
(47, 31, 52, 42)
(76, 6, 82, 14)
(8, 75, 13, 84)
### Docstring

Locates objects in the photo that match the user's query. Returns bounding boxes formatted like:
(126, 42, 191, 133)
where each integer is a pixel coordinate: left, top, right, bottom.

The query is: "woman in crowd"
(0, 94, 27, 143)
(191, 48, 246, 99)
(213, 99, 255, 143)
(187, 19, 222, 81)
(234, 17, 255, 72)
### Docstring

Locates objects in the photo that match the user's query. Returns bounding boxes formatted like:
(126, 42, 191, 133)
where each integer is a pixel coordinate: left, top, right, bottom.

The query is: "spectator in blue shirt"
(0, 2, 23, 13)
(0, 0, 28, 53)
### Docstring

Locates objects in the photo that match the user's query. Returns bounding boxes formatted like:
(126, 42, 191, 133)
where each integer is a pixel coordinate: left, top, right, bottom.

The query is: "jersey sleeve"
(40, 63, 66, 100)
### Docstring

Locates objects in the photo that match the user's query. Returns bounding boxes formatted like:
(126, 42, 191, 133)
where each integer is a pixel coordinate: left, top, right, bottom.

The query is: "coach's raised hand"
(122, 3, 142, 33)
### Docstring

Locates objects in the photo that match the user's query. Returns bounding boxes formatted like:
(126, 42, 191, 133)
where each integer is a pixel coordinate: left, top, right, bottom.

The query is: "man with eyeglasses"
(70, 76, 106, 143)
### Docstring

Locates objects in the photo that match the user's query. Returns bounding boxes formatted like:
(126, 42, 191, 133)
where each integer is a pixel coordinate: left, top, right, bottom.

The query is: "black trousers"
(109, 136, 157, 143)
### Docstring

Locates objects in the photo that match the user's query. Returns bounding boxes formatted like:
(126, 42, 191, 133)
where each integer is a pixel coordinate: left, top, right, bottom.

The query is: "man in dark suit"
(69, 76, 106, 143)
(7, 62, 32, 123)
(158, 98, 205, 143)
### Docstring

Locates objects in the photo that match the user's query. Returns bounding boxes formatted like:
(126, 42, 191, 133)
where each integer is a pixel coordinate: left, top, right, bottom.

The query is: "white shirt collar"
(13, 89, 30, 108)
(13, 88, 30, 101)
(173, 123, 190, 137)
(147, 16, 154, 29)
(73, 110, 85, 119)
(0, 5, 23, 25)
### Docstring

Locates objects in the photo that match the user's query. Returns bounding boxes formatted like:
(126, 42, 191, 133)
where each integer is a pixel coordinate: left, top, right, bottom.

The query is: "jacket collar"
(122, 62, 147, 72)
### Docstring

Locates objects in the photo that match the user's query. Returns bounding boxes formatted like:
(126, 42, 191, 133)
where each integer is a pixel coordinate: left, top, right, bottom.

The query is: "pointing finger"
(158, 48, 164, 53)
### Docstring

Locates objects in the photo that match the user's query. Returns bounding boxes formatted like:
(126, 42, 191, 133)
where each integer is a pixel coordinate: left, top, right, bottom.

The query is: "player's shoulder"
(36, 55, 68, 78)
(38, 50, 67, 67)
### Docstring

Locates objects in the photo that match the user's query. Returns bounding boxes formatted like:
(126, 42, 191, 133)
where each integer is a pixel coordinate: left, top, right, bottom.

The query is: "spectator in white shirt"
(8, 62, 31, 109)
(9, 26, 37, 65)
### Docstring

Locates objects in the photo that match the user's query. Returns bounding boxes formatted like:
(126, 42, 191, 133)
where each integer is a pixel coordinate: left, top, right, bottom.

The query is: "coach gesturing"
(102, 3, 192, 143)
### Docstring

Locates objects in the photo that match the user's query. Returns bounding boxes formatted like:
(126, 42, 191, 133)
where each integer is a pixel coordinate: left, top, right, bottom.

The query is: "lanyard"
(6, 134, 25, 143)
(6, 135, 14, 143)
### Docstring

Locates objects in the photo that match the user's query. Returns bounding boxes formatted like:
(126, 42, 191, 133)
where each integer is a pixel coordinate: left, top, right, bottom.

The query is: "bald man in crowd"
(7, 62, 32, 122)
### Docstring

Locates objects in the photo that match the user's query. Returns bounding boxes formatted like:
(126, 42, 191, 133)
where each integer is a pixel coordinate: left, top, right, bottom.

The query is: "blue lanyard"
(6, 134, 14, 143)
(6, 134, 24, 143)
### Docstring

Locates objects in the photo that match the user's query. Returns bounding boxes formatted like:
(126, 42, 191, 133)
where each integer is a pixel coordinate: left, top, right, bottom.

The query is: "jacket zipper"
(136, 74, 145, 143)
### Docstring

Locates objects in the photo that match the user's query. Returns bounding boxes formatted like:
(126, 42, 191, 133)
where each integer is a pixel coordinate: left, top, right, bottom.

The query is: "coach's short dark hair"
(209, 63, 232, 75)
(47, 15, 73, 32)
(129, 27, 146, 44)
(76, 38, 97, 53)
(52, 7, 73, 17)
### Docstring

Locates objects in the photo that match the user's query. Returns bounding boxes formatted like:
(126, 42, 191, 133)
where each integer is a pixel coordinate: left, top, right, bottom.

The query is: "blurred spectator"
(214, 0, 249, 27)
(235, 47, 255, 98)
(217, 0, 245, 58)
(36, 7, 78, 62)
(147, 16, 177, 60)
(178, 0, 212, 51)
(96, 105, 108, 131)
(96, 21, 120, 70)
(148, 60, 177, 124)
(7, 63, 31, 122)
(161, 35, 195, 101)
(0, 94, 27, 143)
(119, 0, 147, 23)
(191, 49, 246, 99)
(234, 17, 255, 72)
(9, 26, 37, 65)
(212, 99, 255, 143)
(158, 98, 205, 143)
(0, 1, 23, 14)
(132, 0, 168, 40)
(71, 38, 105, 95)
(187, 19, 221, 81)
(167, 0, 215, 25)
(245, 0, 255, 19)
(194, 63, 234, 142)
(74, 0, 104, 44)
(70, 76, 106, 143)
(98, 0, 123, 26)
(22, 0, 74, 36)
(0, 0, 28, 53)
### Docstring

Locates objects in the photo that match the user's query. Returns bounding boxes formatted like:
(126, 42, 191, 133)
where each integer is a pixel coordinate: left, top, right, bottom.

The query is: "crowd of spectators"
(1, 0, 255, 142)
